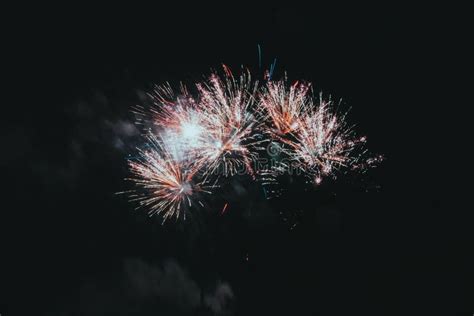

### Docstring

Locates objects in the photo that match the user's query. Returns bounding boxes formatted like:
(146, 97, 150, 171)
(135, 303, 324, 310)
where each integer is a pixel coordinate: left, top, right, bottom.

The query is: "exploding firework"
(258, 80, 380, 186)
(193, 70, 265, 178)
(144, 85, 206, 162)
(124, 66, 381, 221)
(259, 79, 312, 138)
(149, 70, 265, 179)
(126, 134, 209, 221)
(286, 96, 370, 185)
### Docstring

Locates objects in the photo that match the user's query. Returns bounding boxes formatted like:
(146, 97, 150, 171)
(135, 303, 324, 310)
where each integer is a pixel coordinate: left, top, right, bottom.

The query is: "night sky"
(2, 4, 471, 315)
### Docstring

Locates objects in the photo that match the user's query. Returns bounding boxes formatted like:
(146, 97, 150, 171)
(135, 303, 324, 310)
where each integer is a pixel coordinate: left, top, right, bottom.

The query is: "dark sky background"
(2, 3, 471, 316)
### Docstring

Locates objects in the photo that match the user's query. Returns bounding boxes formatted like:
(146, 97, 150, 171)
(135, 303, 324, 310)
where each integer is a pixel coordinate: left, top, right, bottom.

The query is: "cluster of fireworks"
(125, 67, 381, 221)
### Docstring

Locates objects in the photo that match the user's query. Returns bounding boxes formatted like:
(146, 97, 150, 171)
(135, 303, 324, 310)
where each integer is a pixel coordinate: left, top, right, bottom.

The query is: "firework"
(145, 85, 206, 162)
(124, 66, 381, 221)
(193, 70, 264, 178)
(149, 69, 265, 179)
(287, 96, 370, 185)
(126, 134, 209, 222)
(259, 79, 311, 138)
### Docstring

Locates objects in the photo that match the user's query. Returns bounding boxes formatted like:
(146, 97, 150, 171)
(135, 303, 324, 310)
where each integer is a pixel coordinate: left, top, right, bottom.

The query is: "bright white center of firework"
(180, 122, 202, 143)
(180, 182, 193, 194)
(214, 140, 223, 148)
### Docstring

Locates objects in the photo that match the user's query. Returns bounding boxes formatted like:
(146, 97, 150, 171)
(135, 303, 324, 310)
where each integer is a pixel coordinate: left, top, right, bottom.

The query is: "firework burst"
(126, 134, 209, 222)
(194, 70, 264, 178)
(259, 79, 312, 138)
(287, 96, 371, 185)
(123, 66, 381, 221)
